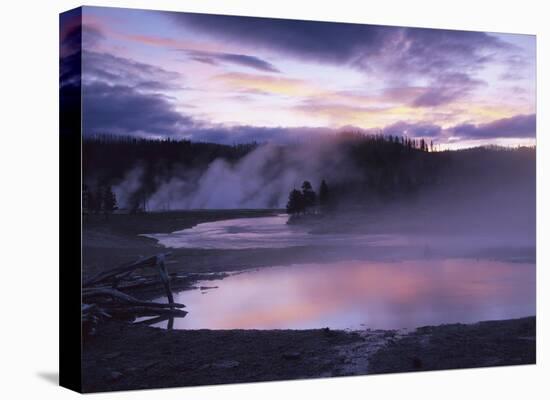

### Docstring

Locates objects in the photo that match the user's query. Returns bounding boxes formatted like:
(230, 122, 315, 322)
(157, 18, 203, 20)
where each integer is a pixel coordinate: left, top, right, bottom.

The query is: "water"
(143, 214, 407, 250)
(143, 215, 535, 330)
(145, 258, 534, 330)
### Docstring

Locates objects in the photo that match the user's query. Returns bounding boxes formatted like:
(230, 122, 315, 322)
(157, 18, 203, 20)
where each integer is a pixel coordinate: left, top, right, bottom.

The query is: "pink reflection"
(158, 259, 534, 330)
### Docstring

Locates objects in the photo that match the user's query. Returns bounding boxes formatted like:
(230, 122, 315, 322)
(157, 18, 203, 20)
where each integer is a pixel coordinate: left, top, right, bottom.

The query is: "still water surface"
(144, 215, 535, 330)
(148, 258, 534, 330)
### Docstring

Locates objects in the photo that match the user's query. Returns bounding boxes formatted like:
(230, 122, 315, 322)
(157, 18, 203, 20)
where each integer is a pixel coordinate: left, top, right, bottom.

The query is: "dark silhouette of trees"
(82, 133, 534, 215)
(83, 135, 257, 212)
(319, 179, 329, 209)
(286, 189, 305, 216)
(88, 188, 101, 215)
(102, 186, 117, 219)
(301, 181, 317, 210)
(286, 181, 319, 217)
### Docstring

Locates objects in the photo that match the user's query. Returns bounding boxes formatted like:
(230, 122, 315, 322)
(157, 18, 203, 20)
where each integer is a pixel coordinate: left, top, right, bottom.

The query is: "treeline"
(83, 135, 257, 184)
(83, 135, 258, 211)
(286, 180, 330, 216)
(83, 184, 117, 218)
(83, 133, 535, 211)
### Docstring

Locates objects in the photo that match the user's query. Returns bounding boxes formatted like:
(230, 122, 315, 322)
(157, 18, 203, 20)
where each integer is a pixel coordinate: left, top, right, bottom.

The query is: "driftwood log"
(83, 253, 171, 287)
(82, 253, 186, 332)
(83, 287, 185, 309)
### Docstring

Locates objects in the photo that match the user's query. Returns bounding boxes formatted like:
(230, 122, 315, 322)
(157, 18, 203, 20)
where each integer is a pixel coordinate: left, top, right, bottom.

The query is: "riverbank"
(83, 209, 280, 278)
(83, 210, 535, 284)
(82, 316, 535, 392)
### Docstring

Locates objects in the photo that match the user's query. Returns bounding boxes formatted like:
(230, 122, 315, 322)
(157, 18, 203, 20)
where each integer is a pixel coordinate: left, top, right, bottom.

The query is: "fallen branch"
(83, 287, 185, 309)
(83, 253, 172, 288)
(82, 253, 186, 332)
(134, 315, 176, 326)
(106, 306, 188, 318)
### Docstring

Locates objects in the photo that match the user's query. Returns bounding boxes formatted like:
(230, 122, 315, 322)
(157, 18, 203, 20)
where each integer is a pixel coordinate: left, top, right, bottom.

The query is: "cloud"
(78, 47, 534, 142)
(170, 12, 387, 64)
(83, 50, 182, 91)
(215, 72, 318, 96)
(171, 13, 510, 77)
(381, 121, 442, 138)
(449, 114, 536, 139)
(411, 73, 485, 107)
(295, 100, 393, 126)
(80, 70, 328, 141)
(377, 28, 509, 76)
(60, 11, 83, 58)
(80, 43, 193, 137)
(81, 23, 105, 50)
(82, 82, 195, 137)
(81, 77, 535, 145)
(60, 8, 83, 136)
(184, 50, 280, 73)
(169, 13, 520, 107)
(295, 73, 485, 121)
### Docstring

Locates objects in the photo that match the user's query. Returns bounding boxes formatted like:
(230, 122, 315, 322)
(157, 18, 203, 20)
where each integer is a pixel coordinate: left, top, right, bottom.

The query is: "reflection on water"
(148, 258, 535, 330)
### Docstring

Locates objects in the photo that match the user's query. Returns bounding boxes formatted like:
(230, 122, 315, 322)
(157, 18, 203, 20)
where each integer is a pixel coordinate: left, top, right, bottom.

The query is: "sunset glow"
(77, 6, 536, 148)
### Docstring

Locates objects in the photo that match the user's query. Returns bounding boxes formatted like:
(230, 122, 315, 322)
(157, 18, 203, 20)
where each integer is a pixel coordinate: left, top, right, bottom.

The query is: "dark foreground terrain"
(82, 317, 535, 392)
(368, 317, 536, 373)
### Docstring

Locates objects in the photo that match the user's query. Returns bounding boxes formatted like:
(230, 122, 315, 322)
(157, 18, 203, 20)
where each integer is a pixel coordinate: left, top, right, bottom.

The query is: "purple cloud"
(184, 50, 280, 73)
(382, 121, 442, 138)
(384, 28, 509, 76)
(170, 12, 387, 64)
(82, 82, 195, 137)
(171, 12, 510, 77)
(83, 50, 182, 91)
(81, 82, 334, 142)
(60, 8, 82, 136)
(412, 73, 485, 107)
(450, 114, 536, 139)
(168, 12, 520, 106)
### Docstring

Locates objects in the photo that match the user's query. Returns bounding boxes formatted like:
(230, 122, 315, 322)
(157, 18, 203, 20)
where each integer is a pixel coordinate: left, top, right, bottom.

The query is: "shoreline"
(83, 210, 535, 297)
(81, 211, 536, 392)
(82, 316, 535, 393)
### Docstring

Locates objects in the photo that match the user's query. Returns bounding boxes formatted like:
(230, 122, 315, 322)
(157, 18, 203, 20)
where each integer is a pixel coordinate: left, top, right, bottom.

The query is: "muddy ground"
(82, 317, 535, 392)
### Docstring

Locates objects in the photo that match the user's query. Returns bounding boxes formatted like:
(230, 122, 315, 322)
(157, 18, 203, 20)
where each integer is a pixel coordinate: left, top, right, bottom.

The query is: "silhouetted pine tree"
(301, 181, 317, 212)
(103, 186, 117, 219)
(286, 189, 305, 215)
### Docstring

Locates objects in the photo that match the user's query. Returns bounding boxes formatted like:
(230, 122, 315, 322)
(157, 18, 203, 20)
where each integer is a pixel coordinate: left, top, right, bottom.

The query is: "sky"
(68, 6, 536, 149)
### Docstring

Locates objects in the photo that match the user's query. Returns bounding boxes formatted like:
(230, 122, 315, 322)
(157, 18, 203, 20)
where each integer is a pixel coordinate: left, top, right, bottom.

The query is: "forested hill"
(82, 134, 535, 211)
(83, 135, 257, 185)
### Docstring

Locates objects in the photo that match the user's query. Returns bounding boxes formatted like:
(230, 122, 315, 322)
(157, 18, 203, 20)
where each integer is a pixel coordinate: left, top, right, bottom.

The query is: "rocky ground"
(81, 317, 535, 393)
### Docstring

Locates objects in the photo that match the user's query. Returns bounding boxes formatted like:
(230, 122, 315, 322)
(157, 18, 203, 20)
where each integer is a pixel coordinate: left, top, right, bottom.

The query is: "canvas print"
(60, 6, 536, 393)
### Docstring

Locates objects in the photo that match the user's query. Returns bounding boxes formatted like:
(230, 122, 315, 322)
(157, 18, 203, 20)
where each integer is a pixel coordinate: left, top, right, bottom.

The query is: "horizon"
(82, 131, 537, 152)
